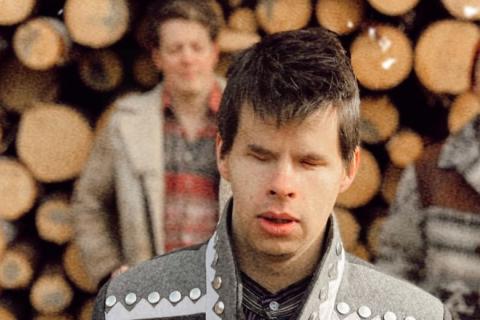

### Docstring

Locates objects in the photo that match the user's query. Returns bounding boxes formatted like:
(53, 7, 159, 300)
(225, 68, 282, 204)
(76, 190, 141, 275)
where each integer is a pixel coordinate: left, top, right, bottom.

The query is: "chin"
(255, 242, 298, 259)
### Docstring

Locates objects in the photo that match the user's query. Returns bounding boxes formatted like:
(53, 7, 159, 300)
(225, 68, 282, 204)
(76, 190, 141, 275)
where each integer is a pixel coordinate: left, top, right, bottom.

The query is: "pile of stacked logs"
(0, 0, 479, 317)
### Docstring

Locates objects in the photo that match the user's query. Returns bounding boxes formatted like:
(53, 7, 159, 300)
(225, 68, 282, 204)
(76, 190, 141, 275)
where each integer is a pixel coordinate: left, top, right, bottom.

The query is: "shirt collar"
(162, 81, 222, 113)
(204, 198, 346, 320)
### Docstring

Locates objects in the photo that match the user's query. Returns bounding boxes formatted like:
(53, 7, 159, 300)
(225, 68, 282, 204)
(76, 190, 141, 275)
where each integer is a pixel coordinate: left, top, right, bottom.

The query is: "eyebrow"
(247, 144, 328, 162)
(247, 144, 277, 158)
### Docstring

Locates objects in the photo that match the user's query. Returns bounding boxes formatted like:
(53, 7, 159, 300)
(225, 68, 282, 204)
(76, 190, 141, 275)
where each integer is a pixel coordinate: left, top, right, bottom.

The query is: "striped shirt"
(163, 84, 221, 252)
(241, 272, 312, 320)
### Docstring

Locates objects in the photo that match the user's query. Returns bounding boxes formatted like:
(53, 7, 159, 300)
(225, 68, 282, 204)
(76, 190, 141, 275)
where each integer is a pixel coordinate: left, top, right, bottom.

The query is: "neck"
(235, 233, 324, 294)
(167, 80, 214, 118)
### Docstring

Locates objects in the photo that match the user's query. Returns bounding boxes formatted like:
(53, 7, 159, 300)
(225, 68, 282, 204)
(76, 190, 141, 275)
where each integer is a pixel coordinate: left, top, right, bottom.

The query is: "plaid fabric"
(241, 272, 311, 320)
(163, 84, 221, 252)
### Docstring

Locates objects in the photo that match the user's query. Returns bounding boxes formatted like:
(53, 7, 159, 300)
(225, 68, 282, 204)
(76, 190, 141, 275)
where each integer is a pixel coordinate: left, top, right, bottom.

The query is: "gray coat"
(72, 80, 227, 286)
(93, 200, 451, 320)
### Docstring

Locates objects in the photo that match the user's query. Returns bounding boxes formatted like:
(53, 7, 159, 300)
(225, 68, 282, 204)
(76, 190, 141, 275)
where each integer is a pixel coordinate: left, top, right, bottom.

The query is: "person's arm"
(376, 166, 426, 283)
(72, 123, 122, 286)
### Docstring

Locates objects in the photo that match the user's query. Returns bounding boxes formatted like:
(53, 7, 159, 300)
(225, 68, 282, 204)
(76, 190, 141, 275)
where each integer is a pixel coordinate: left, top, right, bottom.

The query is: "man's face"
(152, 19, 218, 96)
(217, 106, 359, 260)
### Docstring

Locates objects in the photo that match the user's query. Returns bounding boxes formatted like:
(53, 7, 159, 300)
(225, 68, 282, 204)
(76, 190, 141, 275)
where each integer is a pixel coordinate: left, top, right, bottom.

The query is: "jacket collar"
(115, 84, 164, 176)
(205, 199, 346, 319)
(438, 115, 480, 193)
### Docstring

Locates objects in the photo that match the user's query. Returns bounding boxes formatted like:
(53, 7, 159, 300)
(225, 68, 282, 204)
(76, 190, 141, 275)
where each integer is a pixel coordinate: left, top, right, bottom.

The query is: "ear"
(339, 147, 361, 193)
(151, 48, 163, 71)
(216, 134, 231, 182)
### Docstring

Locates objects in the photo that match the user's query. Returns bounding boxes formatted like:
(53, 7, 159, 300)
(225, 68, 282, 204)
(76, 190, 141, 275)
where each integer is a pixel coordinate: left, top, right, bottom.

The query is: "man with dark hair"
(93, 28, 451, 320)
(72, 0, 224, 288)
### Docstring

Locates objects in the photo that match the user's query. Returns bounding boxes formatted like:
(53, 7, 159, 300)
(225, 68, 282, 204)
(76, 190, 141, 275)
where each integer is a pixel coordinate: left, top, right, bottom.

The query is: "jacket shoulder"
(337, 254, 445, 319)
(114, 84, 163, 114)
(103, 243, 206, 311)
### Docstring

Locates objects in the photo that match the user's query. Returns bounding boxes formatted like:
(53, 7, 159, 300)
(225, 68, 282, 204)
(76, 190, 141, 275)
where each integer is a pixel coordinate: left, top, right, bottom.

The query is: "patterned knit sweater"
(377, 116, 480, 320)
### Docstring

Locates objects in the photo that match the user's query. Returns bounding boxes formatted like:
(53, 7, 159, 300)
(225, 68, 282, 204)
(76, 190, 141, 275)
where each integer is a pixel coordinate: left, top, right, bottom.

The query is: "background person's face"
(217, 106, 358, 260)
(153, 19, 218, 96)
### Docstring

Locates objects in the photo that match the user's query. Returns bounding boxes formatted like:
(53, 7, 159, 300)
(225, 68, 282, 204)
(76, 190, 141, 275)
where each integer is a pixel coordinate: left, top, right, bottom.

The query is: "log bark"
(360, 96, 399, 144)
(414, 20, 480, 94)
(351, 25, 413, 90)
(0, 241, 38, 289)
(381, 164, 403, 205)
(0, 158, 37, 221)
(0, 0, 36, 26)
(315, 0, 365, 35)
(13, 17, 71, 71)
(35, 196, 73, 245)
(367, 0, 420, 16)
(386, 129, 424, 168)
(63, 243, 98, 293)
(448, 91, 480, 134)
(218, 28, 261, 52)
(334, 207, 360, 252)
(64, 0, 129, 48)
(256, 0, 311, 34)
(442, 0, 480, 20)
(228, 8, 258, 33)
(0, 58, 60, 113)
(16, 102, 94, 183)
(336, 148, 381, 208)
(78, 50, 124, 92)
(30, 265, 74, 315)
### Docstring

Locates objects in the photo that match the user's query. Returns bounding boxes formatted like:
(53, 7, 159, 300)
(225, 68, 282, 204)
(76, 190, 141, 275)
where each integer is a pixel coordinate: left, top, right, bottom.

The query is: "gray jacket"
(72, 80, 226, 286)
(377, 116, 480, 320)
(93, 200, 451, 320)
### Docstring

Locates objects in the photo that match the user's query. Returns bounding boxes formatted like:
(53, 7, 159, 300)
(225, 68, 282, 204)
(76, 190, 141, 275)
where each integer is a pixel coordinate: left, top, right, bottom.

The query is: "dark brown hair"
(217, 27, 361, 164)
(145, 0, 220, 50)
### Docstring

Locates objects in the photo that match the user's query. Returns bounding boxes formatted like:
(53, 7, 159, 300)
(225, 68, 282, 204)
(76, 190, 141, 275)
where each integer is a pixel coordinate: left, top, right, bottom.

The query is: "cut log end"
(414, 20, 480, 94)
(16, 102, 93, 183)
(367, 0, 420, 16)
(316, 0, 365, 35)
(360, 96, 400, 144)
(334, 207, 360, 251)
(63, 244, 98, 293)
(336, 148, 381, 208)
(256, 0, 312, 34)
(64, 0, 129, 48)
(442, 0, 480, 20)
(351, 25, 413, 90)
(448, 91, 480, 134)
(36, 197, 73, 245)
(30, 273, 74, 315)
(0, 158, 37, 221)
(0, 0, 36, 26)
(386, 129, 424, 168)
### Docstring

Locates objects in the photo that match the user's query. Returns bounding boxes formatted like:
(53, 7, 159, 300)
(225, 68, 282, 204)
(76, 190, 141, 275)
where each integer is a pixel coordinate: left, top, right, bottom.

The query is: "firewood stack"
(0, 0, 479, 316)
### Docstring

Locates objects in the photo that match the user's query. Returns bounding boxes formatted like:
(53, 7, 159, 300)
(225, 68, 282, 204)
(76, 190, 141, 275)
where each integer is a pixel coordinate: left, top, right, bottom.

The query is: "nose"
(268, 161, 297, 199)
(180, 46, 195, 64)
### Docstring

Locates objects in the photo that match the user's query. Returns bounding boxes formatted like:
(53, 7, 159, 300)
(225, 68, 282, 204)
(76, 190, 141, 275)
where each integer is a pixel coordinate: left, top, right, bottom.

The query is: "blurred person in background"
(72, 0, 225, 288)
(377, 115, 480, 320)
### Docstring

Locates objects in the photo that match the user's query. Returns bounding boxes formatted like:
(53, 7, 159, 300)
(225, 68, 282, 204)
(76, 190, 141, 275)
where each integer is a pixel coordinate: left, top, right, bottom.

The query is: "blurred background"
(0, 0, 479, 318)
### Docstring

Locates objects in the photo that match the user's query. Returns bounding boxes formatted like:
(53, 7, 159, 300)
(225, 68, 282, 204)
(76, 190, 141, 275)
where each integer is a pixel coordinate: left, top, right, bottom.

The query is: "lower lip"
(258, 217, 297, 237)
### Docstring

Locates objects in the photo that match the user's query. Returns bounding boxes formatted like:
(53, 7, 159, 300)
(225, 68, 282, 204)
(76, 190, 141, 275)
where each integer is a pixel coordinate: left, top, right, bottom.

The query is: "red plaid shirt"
(162, 84, 221, 252)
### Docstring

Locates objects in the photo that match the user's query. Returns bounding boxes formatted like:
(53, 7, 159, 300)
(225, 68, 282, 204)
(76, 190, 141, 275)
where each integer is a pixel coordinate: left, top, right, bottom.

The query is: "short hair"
(217, 27, 360, 164)
(144, 0, 220, 50)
